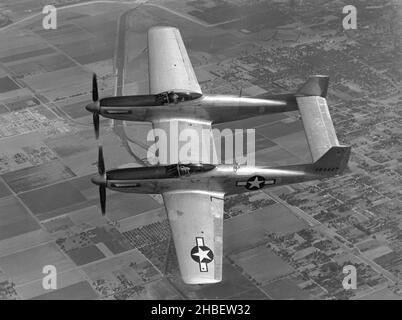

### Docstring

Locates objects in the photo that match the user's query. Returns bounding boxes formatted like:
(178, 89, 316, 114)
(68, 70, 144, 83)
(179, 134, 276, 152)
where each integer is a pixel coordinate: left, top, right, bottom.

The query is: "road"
(0, 0, 241, 33)
(145, 3, 242, 28)
(112, 3, 150, 166)
(112, 5, 190, 299)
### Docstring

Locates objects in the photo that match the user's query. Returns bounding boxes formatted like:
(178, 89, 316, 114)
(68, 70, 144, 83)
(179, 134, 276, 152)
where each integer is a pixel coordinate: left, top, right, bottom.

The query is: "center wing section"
(163, 191, 224, 284)
(150, 119, 218, 165)
(148, 26, 202, 95)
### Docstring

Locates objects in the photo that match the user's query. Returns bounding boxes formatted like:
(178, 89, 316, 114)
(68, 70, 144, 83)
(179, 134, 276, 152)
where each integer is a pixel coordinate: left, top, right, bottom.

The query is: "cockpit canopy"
(155, 91, 202, 105)
(107, 163, 215, 181)
(176, 163, 215, 176)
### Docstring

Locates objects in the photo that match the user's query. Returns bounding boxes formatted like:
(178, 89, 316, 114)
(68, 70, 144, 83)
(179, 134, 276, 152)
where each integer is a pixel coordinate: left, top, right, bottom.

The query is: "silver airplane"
(86, 26, 351, 284)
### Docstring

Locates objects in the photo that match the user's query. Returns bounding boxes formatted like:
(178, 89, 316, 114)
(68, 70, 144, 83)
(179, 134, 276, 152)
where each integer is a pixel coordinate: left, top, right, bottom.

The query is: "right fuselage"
(102, 163, 328, 195)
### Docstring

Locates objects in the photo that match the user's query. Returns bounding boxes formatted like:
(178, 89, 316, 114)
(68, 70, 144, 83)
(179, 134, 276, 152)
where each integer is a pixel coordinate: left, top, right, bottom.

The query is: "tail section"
(296, 75, 329, 98)
(297, 95, 340, 162)
(295, 76, 345, 163)
(296, 75, 351, 172)
(312, 146, 351, 174)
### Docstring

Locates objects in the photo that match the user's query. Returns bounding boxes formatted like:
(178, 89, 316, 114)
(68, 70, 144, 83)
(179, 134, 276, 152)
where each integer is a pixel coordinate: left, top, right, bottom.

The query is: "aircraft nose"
(91, 174, 106, 186)
(85, 101, 100, 113)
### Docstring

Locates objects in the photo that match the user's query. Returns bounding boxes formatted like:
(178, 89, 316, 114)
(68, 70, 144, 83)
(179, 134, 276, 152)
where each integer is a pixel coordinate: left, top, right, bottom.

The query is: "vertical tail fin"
(296, 75, 329, 98)
(312, 146, 351, 174)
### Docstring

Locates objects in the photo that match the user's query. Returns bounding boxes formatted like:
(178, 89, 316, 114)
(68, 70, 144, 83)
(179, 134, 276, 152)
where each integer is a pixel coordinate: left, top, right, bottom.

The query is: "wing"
(147, 26, 202, 95)
(163, 191, 224, 284)
(150, 119, 218, 165)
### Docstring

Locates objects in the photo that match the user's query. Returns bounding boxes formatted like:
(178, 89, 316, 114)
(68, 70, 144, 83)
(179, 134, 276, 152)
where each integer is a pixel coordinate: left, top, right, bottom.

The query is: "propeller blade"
(92, 73, 99, 102)
(93, 112, 99, 140)
(100, 185, 106, 216)
(98, 146, 105, 175)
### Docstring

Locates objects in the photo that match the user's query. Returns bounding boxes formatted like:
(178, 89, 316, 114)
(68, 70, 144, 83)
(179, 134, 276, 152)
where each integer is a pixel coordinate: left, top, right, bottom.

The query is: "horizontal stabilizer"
(297, 95, 339, 162)
(296, 75, 329, 98)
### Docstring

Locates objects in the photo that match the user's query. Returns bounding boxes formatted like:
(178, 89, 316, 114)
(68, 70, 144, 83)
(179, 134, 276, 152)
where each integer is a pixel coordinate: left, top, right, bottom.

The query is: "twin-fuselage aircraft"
(86, 26, 351, 284)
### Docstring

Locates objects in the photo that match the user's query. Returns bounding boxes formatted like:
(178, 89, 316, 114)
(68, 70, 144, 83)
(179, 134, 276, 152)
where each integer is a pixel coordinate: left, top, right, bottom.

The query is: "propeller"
(100, 183, 106, 216)
(86, 73, 100, 140)
(98, 145, 105, 176)
(92, 72, 99, 102)
(91, 145, 107, 216)
(98, 146, 106, 215)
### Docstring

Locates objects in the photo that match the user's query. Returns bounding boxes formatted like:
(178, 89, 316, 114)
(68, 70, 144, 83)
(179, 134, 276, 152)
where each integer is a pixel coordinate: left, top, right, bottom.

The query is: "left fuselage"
(98, 94, 298, 124)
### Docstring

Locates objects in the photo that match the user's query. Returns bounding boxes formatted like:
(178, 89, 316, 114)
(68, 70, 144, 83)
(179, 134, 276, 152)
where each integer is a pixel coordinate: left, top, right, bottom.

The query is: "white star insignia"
(248, 176, 264, 189)
(192, 247, 212, 262)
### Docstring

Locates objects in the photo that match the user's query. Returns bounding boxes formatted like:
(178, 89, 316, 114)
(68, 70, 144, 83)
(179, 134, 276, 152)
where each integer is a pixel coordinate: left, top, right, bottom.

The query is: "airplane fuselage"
(97, 163, 329, 195)
(96, 94, 298, 124)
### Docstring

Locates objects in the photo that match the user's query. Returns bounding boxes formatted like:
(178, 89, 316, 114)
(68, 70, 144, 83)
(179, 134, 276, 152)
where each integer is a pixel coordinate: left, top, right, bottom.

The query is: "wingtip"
(148, 25, 178, 35)
(182, 277, 222, 285)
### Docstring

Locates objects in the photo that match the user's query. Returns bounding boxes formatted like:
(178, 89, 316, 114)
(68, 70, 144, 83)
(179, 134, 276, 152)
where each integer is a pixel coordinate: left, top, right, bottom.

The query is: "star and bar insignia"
(190, 237, 214, 272)
(236, 176, 276, 190)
